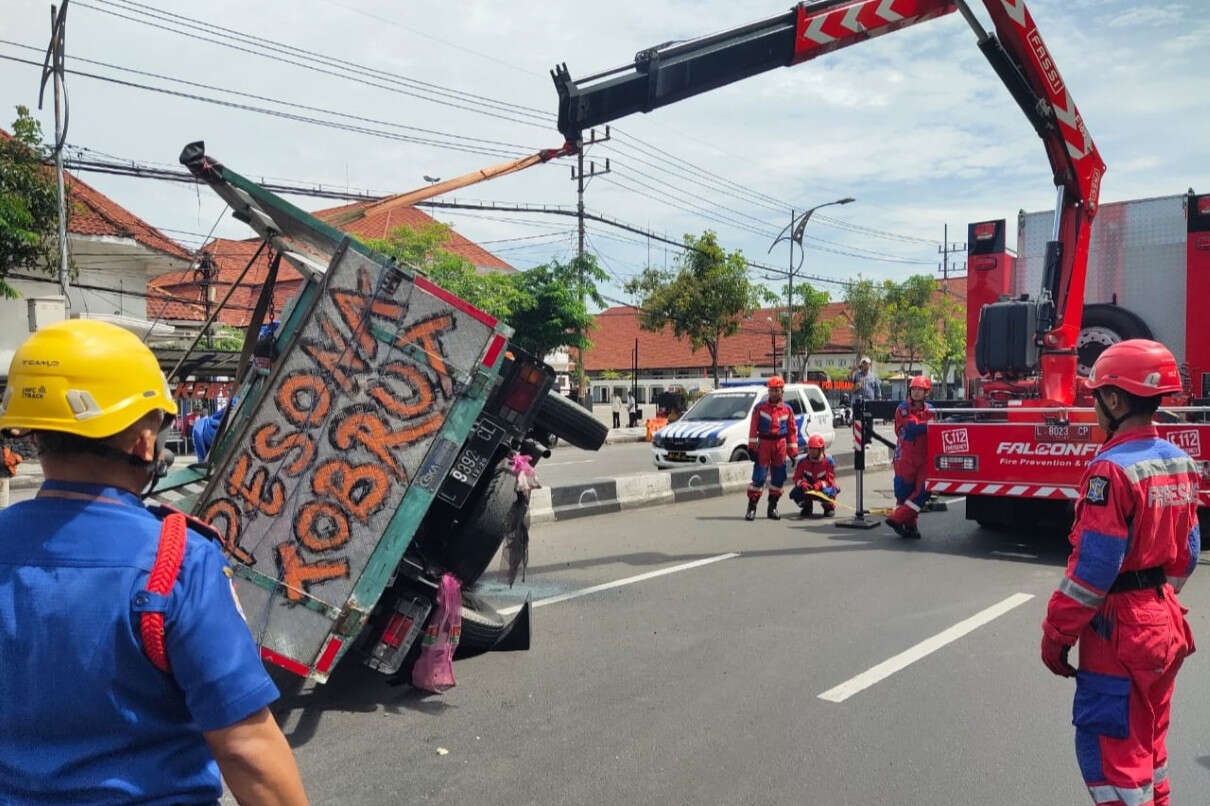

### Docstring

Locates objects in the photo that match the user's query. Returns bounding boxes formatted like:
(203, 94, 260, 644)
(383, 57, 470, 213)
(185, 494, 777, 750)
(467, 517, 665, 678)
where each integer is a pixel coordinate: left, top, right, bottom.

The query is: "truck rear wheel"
(439, 461, 521, 586)
(533, 390, 608, 451)
(1078, 304, 1153, 376)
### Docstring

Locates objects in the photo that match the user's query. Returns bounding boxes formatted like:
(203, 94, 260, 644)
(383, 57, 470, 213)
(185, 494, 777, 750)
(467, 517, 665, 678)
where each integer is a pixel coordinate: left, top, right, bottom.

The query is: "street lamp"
(767, 196, 855, 380)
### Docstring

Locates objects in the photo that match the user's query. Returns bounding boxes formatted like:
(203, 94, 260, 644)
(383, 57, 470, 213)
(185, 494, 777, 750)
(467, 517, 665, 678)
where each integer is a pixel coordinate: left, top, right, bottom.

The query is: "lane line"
(991, 550, 1038, 560)
(817, 592, 1035, 703)
(498, 552, 741, 615)
(543, 459, 597, 467)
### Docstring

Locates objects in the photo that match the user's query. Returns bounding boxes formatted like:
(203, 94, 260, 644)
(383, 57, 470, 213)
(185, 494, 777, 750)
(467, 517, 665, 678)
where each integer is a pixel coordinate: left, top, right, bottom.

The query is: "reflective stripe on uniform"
(905, 499, 921, 512)
(1153, 764, 1168, 784)
(1059, 576, 1105, 608)
(1168, 575, 1187, 593)
(1120, 456, 1199, 484)
(1088, 782, 1153, 806)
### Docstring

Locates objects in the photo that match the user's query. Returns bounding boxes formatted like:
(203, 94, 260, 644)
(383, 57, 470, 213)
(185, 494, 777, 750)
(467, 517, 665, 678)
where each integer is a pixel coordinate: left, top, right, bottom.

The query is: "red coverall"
(888, 399, 934, 528)
(747, 400, 798, 503)
(789, 455, 838, 514)
(1043, 426, 1200, 806)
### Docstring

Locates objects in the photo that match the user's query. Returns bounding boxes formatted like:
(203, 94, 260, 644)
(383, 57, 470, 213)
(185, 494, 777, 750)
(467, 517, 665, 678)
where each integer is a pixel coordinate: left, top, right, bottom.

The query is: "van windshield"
(681, 391, 757, 421)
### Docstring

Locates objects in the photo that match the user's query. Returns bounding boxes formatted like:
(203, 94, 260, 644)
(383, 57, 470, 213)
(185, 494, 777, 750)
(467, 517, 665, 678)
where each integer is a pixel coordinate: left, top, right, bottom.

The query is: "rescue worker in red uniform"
(745, 376, 798, 521)
(789, 433, 838, 518)
(1041, 340, 1199, 806)
(886, 375, 934, 540)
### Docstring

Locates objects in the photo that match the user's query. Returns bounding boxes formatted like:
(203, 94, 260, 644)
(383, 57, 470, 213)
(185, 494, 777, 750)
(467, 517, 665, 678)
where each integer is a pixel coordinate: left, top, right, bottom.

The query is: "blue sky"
(2, 0, 1206, 309)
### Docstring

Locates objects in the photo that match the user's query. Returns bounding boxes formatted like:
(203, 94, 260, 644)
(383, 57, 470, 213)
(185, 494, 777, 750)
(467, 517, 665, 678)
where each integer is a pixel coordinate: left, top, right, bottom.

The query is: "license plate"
(667, 451, 689, 461)
(1034, 424, 1093, 443)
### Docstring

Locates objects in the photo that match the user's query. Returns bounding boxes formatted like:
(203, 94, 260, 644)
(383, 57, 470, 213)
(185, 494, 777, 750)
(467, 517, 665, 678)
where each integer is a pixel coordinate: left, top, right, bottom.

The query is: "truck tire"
(455, 592, 531, 657)
(440, 462, 520, 586)
(533, 390, 608, 451)
(1078, 304, 1153, 376)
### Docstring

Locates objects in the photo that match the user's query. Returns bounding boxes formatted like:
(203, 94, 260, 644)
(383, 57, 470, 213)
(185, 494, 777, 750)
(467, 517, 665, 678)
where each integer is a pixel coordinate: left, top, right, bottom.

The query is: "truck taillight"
(936, 454, 978, 471)
(504, 364, 544, 414)
(974, 222, 996, 241)
(381, 612, 413, 648)
(365, 596, 431, 675)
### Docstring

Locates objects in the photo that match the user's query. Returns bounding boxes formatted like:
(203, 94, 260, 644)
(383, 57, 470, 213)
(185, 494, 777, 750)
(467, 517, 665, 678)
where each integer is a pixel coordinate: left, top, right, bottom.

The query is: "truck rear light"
(935, 454, 978, 471)
(503, 364, 544, 413)
(381, 612, 412, 648)
(365, 595, 431, 674)
(974, 222, 996, 241)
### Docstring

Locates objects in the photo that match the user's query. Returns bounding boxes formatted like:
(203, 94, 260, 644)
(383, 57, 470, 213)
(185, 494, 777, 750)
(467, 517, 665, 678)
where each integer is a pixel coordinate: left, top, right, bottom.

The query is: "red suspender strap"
(139, 513, 188, 672)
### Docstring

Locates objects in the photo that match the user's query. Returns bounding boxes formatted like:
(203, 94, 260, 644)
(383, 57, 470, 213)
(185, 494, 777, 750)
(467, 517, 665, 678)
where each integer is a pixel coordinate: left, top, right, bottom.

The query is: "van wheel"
(729, 446, 751, 463)
(1078, 304, 1153, 376)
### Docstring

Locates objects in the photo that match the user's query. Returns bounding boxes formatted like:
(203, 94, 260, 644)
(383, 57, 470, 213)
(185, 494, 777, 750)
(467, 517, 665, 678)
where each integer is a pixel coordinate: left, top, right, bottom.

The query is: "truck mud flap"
(455, 594, 531, 657)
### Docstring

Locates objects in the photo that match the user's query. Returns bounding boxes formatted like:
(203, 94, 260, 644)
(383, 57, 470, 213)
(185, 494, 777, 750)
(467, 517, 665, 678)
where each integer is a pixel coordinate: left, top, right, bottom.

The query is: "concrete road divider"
(529, 446, 890, 524)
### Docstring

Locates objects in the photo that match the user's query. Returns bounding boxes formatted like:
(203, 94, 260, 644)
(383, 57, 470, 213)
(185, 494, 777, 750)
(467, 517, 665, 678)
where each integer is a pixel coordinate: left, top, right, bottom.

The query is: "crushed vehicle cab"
(652, 382, 834, 469)
(151, 143, 607, 683)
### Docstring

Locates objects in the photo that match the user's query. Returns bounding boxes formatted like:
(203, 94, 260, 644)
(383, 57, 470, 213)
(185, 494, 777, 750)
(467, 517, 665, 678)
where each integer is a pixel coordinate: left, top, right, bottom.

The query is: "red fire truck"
(926, 191, 1210, 529)
(550, 0, 1210, 531)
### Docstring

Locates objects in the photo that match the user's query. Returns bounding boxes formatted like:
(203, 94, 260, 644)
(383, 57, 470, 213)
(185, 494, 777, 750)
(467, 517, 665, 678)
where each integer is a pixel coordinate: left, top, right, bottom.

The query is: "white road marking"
(817, 592, 1035, 703)
(542, 459, 596, 467)
(991, 550, 1038, 560)
(498, 553, 740, 616)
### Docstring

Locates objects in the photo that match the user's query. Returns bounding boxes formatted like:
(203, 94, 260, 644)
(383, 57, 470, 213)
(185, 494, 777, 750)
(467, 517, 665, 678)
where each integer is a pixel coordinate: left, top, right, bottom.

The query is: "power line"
(72, 0, 552, 130)
(59, 156, 854, 285)
(0, 53, 531, 160)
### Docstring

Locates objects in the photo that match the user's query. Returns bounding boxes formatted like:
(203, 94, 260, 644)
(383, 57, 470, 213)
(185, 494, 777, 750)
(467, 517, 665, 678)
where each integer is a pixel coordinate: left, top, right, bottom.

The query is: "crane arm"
(552, 0, 1105, 404)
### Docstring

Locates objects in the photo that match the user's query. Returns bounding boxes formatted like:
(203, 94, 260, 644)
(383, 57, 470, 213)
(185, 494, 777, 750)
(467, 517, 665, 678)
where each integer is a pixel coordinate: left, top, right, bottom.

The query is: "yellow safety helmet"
(0, 319, 177, 439)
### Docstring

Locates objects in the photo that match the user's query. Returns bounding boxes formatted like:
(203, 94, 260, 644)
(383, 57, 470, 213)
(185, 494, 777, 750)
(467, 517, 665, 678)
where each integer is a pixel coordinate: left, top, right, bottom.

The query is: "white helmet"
(859, 356, 871, 366)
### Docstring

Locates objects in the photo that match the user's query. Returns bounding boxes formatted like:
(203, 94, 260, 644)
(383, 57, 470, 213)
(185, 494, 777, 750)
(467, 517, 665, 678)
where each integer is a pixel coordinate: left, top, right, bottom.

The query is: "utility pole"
(570, 126, 611, 402)
(785, 207, 794, 380)
(937, 223, 966, 293)
(39, 2, 70, 305)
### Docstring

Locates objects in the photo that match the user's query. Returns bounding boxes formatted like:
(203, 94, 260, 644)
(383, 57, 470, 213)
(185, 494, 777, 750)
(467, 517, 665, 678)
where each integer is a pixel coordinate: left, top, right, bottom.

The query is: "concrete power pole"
(39, 2, 71, 306)
(571, 126, 610, 402)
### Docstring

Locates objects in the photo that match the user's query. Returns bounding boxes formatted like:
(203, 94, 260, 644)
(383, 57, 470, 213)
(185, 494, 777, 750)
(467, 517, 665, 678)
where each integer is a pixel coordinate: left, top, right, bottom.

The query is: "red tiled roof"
(311, 201, 514, 272)
(584, 277, 968, 372)
(147, 238, 303, 326)
(1, 128, 190, 261)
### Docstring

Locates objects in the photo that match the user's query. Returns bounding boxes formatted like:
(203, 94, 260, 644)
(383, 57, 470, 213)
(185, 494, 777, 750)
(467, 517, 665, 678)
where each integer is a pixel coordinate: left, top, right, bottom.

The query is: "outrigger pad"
(836, 516, 881, 530)
(493, 598, 531, 653)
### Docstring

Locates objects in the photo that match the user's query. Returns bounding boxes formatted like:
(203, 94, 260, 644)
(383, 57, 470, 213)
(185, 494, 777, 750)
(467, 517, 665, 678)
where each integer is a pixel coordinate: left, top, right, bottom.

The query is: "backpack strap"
(135, 513, 188, 673)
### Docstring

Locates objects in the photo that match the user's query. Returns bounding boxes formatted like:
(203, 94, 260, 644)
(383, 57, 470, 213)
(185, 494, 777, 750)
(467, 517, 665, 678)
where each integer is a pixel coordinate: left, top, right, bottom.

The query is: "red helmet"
(909, 375, 932, 392)
(767, 375, 785, 390)
(1087, 339, 1182, 397)
(806, 433, 825, 450)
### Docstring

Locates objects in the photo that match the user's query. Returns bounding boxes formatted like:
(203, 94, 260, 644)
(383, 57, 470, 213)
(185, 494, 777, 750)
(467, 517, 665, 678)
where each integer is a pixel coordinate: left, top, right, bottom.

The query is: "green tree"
(625, 231, 759, 388)
(883, 274, 939, 375)
(924, 291, 966, 396)
(210, 325, 245, 351)
(843, 277, 886, 362)
(509, 254, 607, 364)
(363, 221, 528, 321)
(1, 106, 62, 298)
(777, 282, 832, 378)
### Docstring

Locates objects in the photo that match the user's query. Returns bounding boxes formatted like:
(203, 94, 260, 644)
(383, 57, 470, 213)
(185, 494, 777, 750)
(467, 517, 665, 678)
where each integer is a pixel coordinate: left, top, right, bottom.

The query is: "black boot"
(799, 501, 814, 519)
(822, 506, 835, 518)
(745, 499, 758, 521)
(767, 499, 780, 520)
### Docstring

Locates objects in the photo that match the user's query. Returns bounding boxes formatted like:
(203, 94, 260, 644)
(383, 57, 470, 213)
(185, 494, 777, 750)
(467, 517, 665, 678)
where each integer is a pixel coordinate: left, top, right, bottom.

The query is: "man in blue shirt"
(0, 320, 307, 805)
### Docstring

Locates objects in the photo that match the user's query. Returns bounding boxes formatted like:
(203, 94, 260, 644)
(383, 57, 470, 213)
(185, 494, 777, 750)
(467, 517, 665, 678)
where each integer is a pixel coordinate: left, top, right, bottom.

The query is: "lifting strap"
(138, 513, 188, 673)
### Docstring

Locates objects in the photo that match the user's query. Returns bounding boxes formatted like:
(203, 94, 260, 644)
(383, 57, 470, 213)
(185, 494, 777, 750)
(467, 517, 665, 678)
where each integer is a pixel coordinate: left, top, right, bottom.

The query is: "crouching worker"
(789, 434, 839, 518)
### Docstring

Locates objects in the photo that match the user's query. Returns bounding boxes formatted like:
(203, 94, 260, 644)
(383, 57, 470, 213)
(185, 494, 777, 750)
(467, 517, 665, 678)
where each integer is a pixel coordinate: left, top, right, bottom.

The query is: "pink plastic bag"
(411, 573, 462, 693)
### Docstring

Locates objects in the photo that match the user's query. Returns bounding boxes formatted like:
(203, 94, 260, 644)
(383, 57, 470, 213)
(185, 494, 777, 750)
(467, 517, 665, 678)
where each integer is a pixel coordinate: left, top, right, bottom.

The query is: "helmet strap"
(1093, 388, 1131, 438)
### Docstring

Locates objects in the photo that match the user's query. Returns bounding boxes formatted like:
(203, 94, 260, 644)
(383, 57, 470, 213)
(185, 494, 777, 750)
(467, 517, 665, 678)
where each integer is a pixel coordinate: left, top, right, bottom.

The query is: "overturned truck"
(153, 143, 607, 683)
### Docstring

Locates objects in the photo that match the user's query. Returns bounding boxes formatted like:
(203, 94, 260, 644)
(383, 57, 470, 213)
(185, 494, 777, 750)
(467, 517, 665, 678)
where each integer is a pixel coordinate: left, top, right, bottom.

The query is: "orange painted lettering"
(199, 498, 254, 566)
(276, 371, 332, 428)
(251, 423, 315, 476)
(226, 453, 285, 516)
(368, 362, 435, 420)
(393, 314, 455, 398)
(275, 541, 348, 603)
(299, 314, 367, 394)
(311, 459, 390, 524)
(293, 499, 352, 552)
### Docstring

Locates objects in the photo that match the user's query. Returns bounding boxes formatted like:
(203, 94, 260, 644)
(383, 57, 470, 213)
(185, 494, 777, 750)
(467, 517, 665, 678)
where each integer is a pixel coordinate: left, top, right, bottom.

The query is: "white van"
(651, 383, 835, 469)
